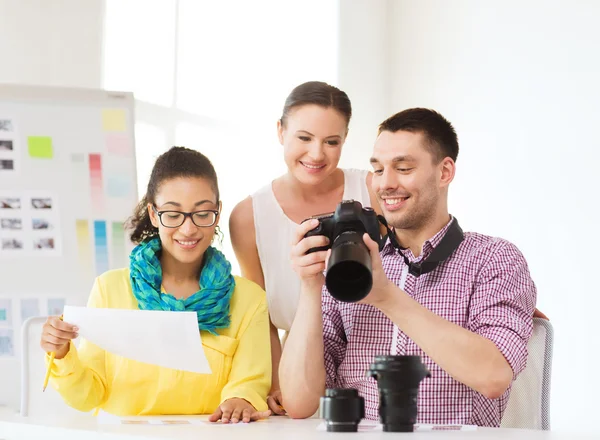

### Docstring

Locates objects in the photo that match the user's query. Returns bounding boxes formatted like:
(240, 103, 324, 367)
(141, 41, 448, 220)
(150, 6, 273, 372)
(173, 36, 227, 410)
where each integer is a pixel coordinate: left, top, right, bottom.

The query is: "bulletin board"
(0, 84, 138, 409)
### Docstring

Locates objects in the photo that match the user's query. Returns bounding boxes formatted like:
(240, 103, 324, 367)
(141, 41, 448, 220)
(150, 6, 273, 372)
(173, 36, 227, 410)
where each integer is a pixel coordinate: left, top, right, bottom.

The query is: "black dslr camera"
(303, 200, 386, 302)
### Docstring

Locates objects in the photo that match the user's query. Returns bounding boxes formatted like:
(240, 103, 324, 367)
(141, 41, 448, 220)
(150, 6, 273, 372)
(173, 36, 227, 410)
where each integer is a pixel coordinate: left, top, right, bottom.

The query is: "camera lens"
(368, 355, 431, 432)
(320, 388, 365, 432)
(325, 231, 372, 302)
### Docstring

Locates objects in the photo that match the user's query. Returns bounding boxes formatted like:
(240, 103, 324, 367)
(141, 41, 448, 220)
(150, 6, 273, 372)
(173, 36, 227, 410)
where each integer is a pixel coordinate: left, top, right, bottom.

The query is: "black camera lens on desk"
(320, 388, 365, 432)
(368, 355, 431, 432)
(303, 200, 386, 302)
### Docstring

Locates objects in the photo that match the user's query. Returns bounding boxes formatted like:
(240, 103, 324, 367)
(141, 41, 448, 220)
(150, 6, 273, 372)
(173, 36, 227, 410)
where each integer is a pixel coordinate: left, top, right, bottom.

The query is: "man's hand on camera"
(290, 219, 330, 293)
(360, 233, 396, 308)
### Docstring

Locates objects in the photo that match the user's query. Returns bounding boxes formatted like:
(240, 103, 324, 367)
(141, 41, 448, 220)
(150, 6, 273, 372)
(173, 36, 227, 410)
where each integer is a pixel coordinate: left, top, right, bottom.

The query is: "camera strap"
(378, 216, 464, 277)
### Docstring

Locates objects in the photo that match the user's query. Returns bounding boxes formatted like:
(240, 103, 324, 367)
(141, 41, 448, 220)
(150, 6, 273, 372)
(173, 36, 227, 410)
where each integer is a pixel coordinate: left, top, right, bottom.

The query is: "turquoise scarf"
(129, 237, 235, 334)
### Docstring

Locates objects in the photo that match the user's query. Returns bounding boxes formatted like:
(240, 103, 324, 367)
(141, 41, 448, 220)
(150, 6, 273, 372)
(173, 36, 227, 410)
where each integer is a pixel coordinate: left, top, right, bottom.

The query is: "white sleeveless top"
(251, 169, 371, 331)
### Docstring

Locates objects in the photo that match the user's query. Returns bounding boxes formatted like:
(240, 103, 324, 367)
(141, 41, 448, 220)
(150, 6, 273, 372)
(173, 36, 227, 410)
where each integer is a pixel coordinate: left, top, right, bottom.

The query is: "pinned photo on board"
(0, 329, 15, 357)
(0, 198, 21, 209)
(0, 299, 12, 326)
(2, 238, 24, 250)
(0, 140, 13, 151)
(34, 238, 55, 250)
(0, 160, 14, 170)
(21, 298, 40, 321)
(31, 198, 52, 209)
(47, 298, 66, 316)
(0, 120, 13, 132)
(1, 218, 22, 230)
(0, 198, 20, 209)
(32, 218, 52, 230)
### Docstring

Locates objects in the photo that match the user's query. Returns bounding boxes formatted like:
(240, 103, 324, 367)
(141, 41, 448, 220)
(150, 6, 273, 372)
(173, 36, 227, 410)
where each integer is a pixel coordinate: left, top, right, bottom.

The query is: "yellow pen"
(43, 315, 63, 392)
(42, 352, 55, 392)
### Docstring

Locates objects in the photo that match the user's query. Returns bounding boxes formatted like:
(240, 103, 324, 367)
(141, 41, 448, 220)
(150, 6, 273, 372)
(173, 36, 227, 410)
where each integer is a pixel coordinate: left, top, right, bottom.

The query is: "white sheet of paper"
(63, 306, 210, 374)
(96, 412, 249, 426)
(97, 412, 207, 426)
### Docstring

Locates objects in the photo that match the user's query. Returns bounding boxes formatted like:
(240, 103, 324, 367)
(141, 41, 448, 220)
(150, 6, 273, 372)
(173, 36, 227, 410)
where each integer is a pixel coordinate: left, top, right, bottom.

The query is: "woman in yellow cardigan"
(40, 147, 271, 423)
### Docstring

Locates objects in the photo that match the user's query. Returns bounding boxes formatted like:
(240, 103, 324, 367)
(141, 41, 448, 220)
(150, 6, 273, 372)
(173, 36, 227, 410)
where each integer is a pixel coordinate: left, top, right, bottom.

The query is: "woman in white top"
(229, 81, 379, 414)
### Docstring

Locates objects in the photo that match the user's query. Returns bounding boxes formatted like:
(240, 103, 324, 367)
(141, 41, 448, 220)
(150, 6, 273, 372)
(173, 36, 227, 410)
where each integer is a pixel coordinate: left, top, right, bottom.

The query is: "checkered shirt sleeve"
(467, 239, 537, 378)
(321, 288, 347, 388)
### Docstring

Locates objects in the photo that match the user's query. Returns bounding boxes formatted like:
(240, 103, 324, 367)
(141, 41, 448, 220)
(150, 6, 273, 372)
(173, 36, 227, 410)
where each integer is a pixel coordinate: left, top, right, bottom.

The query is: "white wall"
(337, 0, 392, 168)
(0, 0, 105, 410)
(0, 0, 104, 89)
(389, 0, 600, 432)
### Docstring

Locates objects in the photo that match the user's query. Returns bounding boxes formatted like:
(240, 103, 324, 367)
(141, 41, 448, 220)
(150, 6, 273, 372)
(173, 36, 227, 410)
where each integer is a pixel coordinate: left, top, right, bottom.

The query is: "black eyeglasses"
(152, 206, 219, 228)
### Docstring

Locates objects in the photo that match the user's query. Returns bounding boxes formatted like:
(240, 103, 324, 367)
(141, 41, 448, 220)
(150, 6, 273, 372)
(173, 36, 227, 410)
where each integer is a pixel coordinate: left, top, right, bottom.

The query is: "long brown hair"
(280, 81, 352, 128)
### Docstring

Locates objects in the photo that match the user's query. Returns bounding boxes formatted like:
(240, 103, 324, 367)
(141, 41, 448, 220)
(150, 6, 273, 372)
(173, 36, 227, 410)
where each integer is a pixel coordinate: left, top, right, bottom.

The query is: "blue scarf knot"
(129, 237, 235, 334)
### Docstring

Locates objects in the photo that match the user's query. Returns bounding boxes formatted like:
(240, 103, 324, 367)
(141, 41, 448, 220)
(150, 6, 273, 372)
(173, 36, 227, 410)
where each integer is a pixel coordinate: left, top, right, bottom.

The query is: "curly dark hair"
(126, 146, 220, 244)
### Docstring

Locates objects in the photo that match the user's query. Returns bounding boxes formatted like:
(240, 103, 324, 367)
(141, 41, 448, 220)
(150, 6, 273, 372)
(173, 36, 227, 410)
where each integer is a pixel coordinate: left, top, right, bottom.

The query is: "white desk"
(0, 408, 597, 440)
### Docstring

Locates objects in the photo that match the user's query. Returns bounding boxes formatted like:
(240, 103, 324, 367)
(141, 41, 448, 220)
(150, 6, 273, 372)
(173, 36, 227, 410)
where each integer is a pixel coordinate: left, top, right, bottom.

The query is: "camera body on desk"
(303, 200, 386, 303)
(320, 355, 431, 433)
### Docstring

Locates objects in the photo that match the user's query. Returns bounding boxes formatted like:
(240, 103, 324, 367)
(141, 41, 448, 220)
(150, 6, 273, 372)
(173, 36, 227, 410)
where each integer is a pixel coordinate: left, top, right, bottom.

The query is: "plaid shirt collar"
(381, 215, 455, 263)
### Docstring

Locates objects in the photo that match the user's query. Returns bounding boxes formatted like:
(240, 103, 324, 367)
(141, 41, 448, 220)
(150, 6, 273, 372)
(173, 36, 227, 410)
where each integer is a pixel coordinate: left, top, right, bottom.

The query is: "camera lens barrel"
(368, 355, 431, 432)
(378, 389, 420, 432)
(325, 231, 373, 302)
(320, 388, 365, 432)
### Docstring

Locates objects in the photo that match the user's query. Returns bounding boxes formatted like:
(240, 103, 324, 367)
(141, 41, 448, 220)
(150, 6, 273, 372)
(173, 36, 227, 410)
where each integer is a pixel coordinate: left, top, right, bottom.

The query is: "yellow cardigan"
(47, 268, 271, 415)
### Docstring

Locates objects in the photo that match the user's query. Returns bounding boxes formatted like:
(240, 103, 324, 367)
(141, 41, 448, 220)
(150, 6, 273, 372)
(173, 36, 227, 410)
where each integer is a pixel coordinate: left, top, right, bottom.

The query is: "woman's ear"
(277, 119, 284, 145)
(212, 225, 223, 244)
(215, 201, 223, 227)
(147, 203, 159, 228)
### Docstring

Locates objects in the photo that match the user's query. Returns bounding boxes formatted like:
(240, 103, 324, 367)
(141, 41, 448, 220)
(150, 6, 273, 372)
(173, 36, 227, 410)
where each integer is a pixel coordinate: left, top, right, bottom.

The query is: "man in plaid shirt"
(279, 108, 536, 426)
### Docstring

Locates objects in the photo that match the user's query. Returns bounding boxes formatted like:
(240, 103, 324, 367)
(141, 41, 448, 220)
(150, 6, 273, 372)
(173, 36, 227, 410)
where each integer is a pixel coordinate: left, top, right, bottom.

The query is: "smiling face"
(278, 104, 348, 185)
(148, 176, 220, 265)
(370, 130, 455, 231)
